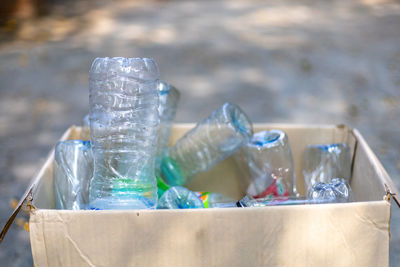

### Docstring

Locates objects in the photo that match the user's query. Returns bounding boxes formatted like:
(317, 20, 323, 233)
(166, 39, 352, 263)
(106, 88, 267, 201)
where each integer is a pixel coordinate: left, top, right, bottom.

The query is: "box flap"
(351, 129, 399, 201)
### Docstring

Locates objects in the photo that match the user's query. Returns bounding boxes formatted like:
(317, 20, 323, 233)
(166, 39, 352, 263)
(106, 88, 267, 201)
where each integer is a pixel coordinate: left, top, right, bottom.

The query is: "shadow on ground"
(1, 0, 400, 266)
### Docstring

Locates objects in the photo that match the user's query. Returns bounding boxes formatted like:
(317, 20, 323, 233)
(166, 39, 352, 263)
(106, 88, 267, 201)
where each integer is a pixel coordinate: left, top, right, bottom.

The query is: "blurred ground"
(1, 0, 400, 265)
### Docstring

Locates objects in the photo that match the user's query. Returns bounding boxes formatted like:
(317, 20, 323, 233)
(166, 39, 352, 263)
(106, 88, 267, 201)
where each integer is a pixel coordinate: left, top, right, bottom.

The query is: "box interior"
(31, 124, 390, 209)
(25, 124, 396, 267)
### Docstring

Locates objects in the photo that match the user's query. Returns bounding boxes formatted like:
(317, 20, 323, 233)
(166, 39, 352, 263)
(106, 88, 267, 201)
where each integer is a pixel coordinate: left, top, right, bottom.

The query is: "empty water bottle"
(308, 178, 354, 203)
(303, 143, 351, 192)
(234, 130, 297, 199)
(158, 186, 204, 209)
(156, 81, 180, 168)
(89, 57, 160, 210)
(160, 102, 253, 186)
(54, 140, 93, 210)
(157, 186, 234, 209)
(238, 195, 332, 207)
(195, 191, 234, 208)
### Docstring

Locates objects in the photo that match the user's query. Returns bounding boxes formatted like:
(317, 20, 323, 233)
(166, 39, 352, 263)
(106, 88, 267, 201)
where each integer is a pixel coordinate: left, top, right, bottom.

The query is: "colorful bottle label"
(156, 174, 170, 198)
(195, 192, 211, 208)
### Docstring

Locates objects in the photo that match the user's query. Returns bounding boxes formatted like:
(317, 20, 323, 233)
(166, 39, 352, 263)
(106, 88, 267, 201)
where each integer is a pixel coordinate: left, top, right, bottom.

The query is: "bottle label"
(195, 192, 211, 208)
(156, 174, 170, 198)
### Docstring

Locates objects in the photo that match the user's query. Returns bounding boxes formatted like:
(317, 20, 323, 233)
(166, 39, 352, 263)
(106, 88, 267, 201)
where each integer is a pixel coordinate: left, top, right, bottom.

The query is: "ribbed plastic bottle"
(303, 143, 351, 192)
(156, 81, 180, 168)
(160, 102, 253, 186)
(54, 140, 93, 210)
(89, 57, 160, 210)
(234, 130, 298, 198)
(158, 186, 204, 209)
(307, 178, 354, 203)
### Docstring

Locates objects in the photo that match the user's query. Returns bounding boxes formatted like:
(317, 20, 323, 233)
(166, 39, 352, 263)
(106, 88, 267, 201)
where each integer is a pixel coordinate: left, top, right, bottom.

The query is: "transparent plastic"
(303, 143, 351, 192)
(83, 114, 90, 127)
(156, 81, 180, 168)
(195, 192, 234, 208)
(234, 130, 297, 198)
(238, 195, 333, 207)
(54, 140, 93, 210)
(160, 102, 253, 186)
(307, 178, 354, 203)
(156, 174, 170, 198)
(157, 186, 204, 209)
(157, 187, 234, 209)
(89, 57, 160, 210)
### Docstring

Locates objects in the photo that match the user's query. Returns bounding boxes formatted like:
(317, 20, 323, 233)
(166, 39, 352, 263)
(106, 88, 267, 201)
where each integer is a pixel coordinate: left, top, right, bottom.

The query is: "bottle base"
(90, 196, 156, 210)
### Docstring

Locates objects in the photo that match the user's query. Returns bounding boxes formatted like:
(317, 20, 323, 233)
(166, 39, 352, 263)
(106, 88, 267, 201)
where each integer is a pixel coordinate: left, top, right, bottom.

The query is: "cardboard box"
(4, 124, 399, 266)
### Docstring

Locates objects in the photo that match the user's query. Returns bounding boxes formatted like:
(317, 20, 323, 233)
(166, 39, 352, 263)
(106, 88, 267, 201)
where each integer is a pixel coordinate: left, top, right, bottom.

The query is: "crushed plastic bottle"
(238, 195, 338, 207)
(158, 186, 204, 209)
(156, 81, 180, 168)
(157, 186, 234, 209)
(303, 143, 351, 192)
(307, 178, 354, 203)
(89, 57, 160, 210)
(54, 140, 93, 210)
(234, 130, 297, 199)
(195, 192, 235, 208)
(160, 102, 253, 186)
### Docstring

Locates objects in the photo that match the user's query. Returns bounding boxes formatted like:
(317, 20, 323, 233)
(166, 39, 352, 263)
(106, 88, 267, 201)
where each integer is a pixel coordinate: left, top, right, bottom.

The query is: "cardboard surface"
(25, 124, 396, 266)
(30, 201, 389, 267)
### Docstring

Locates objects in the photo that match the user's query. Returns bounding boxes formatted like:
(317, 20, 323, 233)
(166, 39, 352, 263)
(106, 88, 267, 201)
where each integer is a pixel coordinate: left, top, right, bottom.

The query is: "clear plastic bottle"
(156, 81, 180, 168)
(158, 186, 204, 209)
(234, 130, 297, 198)
(303, 143, 351, 192)
(237, 195, 333, 207)
(89, 57, 160, 210)
(307, 178, 354, 203)
(54, 140, 93, 210)
(195, 191, 235, 208)
(160, 102, 253, 186)
(157, 186, 234, 209)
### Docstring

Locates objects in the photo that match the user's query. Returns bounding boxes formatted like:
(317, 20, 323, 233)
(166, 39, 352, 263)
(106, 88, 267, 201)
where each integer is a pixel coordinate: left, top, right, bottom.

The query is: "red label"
(253, 178, 289, 199)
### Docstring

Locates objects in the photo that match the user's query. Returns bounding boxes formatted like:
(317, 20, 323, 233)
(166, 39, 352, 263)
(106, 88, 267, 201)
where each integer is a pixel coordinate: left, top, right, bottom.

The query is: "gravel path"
(1, 0, 400, 265)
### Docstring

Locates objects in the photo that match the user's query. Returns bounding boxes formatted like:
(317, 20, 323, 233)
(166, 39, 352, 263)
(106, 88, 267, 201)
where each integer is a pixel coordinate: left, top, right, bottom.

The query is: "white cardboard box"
(3, 124, 399, 267)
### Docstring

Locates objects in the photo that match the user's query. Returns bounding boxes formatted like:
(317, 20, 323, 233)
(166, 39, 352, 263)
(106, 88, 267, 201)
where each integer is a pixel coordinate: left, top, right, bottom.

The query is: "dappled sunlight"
(177, 75, 215, 98)
(236, 68, 267, 85)
(240, 6, 313, 27)
(360, 0, 395, 5)
(0, 0, 400, 266)
(86, 10, 116, 38)
(118, 24, 178, 45)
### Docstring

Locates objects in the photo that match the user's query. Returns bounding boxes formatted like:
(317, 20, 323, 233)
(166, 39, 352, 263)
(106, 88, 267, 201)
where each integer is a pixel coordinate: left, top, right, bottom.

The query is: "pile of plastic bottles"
(54, 57, 354, 210)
